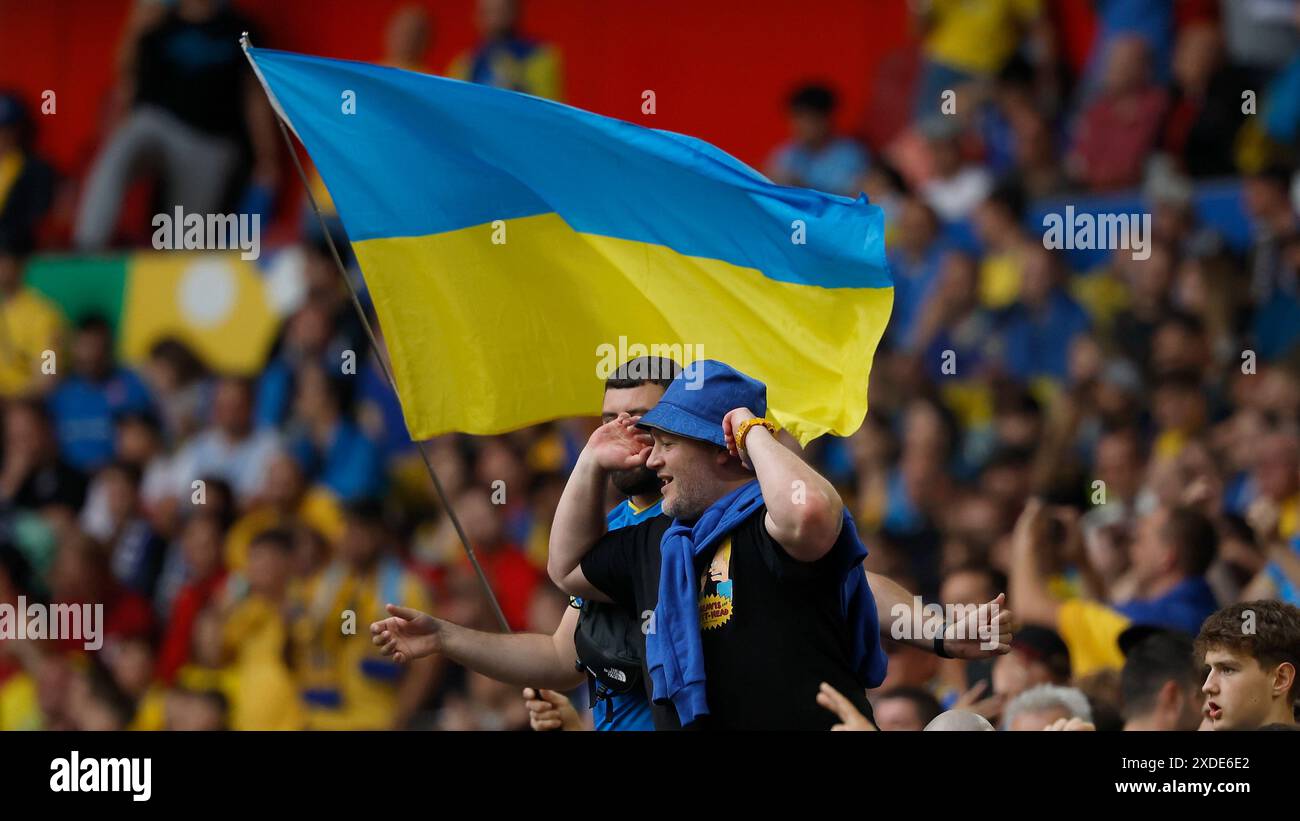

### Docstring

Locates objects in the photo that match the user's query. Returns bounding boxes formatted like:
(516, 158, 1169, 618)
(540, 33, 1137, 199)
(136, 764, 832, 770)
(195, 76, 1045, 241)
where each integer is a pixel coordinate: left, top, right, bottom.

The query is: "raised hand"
(941, 593, 1015, 659)
(586, 412, 653, 471)
(370, 603, 442, 664)
(816, 682, 878, 731)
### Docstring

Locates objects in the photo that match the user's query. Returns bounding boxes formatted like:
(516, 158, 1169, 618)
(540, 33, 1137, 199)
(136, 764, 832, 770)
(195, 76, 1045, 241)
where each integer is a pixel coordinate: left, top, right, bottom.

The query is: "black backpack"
(573, 598, 644, 708)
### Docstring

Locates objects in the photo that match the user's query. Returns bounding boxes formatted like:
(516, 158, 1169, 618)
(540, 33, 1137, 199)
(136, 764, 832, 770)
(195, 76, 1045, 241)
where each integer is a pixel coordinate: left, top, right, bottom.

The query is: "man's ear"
(1272, 661, 1296, 702)
(1157, 678, 1181, 712)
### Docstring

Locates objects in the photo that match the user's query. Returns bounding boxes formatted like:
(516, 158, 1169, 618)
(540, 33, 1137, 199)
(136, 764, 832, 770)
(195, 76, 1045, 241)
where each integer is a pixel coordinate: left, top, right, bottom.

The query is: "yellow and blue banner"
(246, 46, 892, 444)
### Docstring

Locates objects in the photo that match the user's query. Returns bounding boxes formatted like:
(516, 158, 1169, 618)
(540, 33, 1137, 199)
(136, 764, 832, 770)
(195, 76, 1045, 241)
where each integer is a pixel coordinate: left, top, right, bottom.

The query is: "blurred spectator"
(920, 117, 993, 222)
(286, 363, 385, 502)
(0, 91, 55, 257)
(169, 377, 280, 505)
(72, 0, 278, 249)
(1221, 0, 1300, 74)
(998, 246, 1091, 386)
(910, 0, 1045, 118)
(873, 686, 943, 731)
(218, 528, 303, 730)
(766, 84, 869, 197)
(154, 509, 228, 684)
(1001, 682, 1093, 730)
(1068, 35, 1170, 191)
(0, 398, 87, 511)
(992, 625, 1072, 704)
(1012, 499, 1218, 677)
(1118, 626, 1203, 730)
(0, 91, 60, 398)
(1161, 22, 1251, 178)
(46, 316, 154, 473)
(447, 0, 563, 100)
(294, 501, 436, 729)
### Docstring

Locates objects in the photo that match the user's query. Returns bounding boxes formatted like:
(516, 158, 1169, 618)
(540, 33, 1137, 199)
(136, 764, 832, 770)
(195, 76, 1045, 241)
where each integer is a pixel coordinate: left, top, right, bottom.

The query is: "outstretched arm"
(868, 571, 1014, 658)
(371, 604, 586, 690)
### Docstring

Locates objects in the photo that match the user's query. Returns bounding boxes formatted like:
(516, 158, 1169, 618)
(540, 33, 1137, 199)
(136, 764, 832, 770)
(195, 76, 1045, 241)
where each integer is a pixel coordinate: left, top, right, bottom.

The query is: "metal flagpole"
(239, 33, 513, 635)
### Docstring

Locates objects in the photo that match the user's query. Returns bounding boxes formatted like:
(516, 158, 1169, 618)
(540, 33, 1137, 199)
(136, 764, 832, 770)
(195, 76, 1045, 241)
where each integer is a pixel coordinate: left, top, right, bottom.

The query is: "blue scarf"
(646, 480, 887, 726)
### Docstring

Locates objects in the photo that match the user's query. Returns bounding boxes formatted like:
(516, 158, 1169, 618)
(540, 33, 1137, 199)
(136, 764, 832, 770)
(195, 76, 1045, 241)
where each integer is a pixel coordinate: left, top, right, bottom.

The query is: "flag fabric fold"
(245, 45, 892, 444)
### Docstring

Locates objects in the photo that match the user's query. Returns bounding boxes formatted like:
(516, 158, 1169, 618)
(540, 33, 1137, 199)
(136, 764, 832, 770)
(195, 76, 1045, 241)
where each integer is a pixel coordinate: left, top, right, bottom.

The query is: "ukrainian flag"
(246, 46, 892, 444)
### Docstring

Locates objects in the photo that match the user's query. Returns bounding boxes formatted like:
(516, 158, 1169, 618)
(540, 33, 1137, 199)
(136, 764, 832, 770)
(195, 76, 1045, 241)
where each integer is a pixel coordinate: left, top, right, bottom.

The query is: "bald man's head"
(924, 710, 995, 731)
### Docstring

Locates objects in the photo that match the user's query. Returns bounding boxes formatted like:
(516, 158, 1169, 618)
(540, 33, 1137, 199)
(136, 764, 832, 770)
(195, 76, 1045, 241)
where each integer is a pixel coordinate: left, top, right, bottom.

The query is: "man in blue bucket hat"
(548, 359, 890, 729)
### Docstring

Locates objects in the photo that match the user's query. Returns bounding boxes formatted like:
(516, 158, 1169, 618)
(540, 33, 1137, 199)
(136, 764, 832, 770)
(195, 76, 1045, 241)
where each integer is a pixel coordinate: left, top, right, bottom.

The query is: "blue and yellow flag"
(246, 46, 892, 444)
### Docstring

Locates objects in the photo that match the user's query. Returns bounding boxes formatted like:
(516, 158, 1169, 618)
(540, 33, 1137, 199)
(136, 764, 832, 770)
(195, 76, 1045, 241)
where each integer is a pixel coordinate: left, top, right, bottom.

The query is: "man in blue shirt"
(47, 316, 155, 472)
(766, 84, 870, 198)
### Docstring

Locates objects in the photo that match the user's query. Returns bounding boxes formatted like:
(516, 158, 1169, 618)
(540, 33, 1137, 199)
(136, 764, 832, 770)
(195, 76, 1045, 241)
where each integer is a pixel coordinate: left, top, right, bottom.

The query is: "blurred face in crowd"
(246, 539, 293, 597)
(928, 135, 962, 178)
(286, 302, 333, 357)
(1252, 433, 1299, 502)
(1201, 647, 1295, 730)
(50, 536, 108, 602)
(940, 568, 997, 607)
(1172, 23, 1222, 94)
(4, 402, 50, 462)
(102, 466, 139, 525)
(72, 325, 113, 381)
(934, 251, 979, 312)
(1129, 507, 1176, 587)
(106, 637, 154, 698)
(1103, 35, 1150, 94)
(1242, 176, 1290, 222)
(475, 440, 528, 502)
(339, 517, 386, 568)
(1006, 703, 1072, 731)
(180, 514, 223, 581)
(1152, 381, 1206, 435)
(1152, 321, 1209, 375)
(458, 489, 505, 548)
(1095, 430, 1142, 504)
(896, 197, 938, 254)
(790, 107, 831, 147)
(385, 4, 431, 67)
(902, 400, 949, 457)
(166, 690, 226, 731)
(993, 649, 1058, 700)
(645, 431, 737, 521)
(116, 417, 159, 464)
(67, 674, 125, 731)
(602, 381, 668, 497)
(190, 608, 224, 668)
(212, 379, 253, 438)
(874, 694, 929, 731)
(293, 365, 339, 427)
(1019, 247, 1055, 308)
(477, 0, 518, 39)
(264, 451, 307, 509)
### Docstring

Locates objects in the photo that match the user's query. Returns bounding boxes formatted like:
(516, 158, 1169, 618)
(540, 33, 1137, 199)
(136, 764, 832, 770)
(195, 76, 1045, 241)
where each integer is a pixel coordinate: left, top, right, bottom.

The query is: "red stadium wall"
(0, 0, 919, 174)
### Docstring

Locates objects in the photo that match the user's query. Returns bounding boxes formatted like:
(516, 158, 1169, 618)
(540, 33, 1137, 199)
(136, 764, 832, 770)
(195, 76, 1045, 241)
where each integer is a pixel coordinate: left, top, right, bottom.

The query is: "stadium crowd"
(2, 0, 1300, 731)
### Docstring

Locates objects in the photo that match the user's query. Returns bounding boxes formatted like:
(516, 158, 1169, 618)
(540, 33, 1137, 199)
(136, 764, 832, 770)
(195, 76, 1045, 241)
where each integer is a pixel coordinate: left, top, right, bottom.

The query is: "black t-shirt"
(580, 506, 875, 730)
(134, 10, 258, 138)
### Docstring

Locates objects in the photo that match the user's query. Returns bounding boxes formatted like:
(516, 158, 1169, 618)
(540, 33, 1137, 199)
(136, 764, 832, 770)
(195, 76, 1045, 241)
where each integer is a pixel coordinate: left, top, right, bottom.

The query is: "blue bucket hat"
(636, 360, 767, 449)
